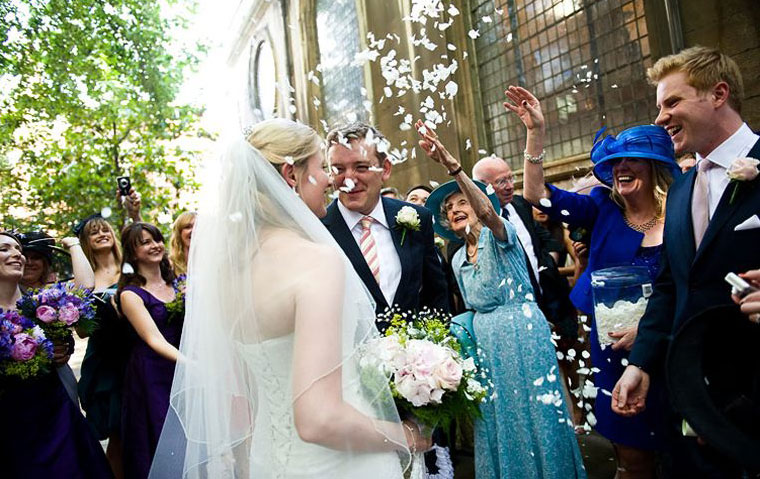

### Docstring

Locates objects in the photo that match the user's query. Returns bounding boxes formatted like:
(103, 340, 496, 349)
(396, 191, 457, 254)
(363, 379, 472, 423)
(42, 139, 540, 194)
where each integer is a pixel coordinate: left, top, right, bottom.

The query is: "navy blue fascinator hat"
(591, 125, 680, 186)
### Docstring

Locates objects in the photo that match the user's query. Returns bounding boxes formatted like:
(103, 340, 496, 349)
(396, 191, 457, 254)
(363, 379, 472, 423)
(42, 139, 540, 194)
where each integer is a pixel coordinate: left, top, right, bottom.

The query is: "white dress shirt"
(337, 199, 402, 306)
(696, 123, 759, 218)
(504, 203, 541, 291)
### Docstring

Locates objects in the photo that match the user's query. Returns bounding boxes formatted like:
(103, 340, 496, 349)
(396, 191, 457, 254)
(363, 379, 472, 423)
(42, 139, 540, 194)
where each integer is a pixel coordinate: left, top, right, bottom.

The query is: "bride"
(149, 120, 428, 478)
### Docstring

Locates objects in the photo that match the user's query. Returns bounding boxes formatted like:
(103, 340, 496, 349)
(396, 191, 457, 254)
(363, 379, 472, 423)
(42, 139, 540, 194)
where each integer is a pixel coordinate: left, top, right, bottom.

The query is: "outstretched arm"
(291, 246, 429, 453)
(503, 86, 550, 205)
(414, 120, 506, 241)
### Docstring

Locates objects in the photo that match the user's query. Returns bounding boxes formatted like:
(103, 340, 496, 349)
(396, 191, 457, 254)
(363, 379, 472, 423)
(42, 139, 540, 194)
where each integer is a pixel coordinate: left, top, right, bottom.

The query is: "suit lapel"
(383, 198, 410, 301)
(510, 197, 539, 248)
(693, 139, 760, 264)
(323, 201, 388, 310)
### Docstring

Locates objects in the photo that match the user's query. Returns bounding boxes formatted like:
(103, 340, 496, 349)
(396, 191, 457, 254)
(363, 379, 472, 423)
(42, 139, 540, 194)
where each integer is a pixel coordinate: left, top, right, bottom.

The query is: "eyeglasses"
(493, 177, 514, 187)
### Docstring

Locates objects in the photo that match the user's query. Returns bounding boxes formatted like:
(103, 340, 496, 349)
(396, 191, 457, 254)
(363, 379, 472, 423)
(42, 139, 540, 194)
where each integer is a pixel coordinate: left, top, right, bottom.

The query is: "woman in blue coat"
(504, 86, 681, 478)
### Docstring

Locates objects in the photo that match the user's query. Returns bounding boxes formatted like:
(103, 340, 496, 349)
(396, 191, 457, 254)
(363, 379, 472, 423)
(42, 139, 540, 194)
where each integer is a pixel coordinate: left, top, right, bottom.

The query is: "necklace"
(624, 214, 660, 233)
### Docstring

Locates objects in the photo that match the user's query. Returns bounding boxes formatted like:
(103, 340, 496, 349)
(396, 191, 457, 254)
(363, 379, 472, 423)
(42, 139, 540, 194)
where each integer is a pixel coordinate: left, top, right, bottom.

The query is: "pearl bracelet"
(523, 149, 545, 164)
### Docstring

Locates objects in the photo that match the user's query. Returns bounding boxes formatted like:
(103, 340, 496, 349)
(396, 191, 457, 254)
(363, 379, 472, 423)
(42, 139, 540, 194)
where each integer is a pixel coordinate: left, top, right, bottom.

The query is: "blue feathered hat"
(591, 125, 680, 186)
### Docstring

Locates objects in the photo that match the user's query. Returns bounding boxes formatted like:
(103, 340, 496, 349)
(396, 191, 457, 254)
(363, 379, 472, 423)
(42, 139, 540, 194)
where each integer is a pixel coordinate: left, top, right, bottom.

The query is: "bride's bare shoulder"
(260, 229, 343, 269)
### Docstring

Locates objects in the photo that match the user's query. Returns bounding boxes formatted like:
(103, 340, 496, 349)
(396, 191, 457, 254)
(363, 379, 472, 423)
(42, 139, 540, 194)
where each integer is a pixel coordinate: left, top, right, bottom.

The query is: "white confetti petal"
(429, 180, 440, 188)
(467, 29, 480, 39)
(308, 175, 317, 185)
(561, 209, 570, 216)
(539, 198, 552, 208)
(100, 206, 112, 219)
(482, 15, 492, 23)
(485, 183, 495, 195)
(284, 156, 294, 165)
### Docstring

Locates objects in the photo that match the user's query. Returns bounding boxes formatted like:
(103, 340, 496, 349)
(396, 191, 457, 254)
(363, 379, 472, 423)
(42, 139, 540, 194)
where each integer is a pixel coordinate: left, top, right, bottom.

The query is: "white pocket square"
(735, 214, 760, 231)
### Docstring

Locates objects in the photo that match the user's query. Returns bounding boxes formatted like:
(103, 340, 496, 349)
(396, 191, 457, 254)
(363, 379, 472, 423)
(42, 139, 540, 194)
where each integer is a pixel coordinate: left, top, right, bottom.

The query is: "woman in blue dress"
(417, 121, 586, 479)
(117, 222, 182, 479)
(503, 86, 681, 477)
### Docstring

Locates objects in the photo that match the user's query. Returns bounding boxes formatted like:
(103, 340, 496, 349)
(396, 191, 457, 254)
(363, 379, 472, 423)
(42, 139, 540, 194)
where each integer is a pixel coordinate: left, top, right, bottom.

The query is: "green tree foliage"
(0, 0, 207, 234)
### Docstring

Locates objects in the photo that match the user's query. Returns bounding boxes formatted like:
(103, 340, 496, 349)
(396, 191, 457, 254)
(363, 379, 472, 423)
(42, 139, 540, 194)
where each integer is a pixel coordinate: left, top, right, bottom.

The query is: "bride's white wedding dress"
(149, 137, 409, 478)
(239, 336, 403, 478)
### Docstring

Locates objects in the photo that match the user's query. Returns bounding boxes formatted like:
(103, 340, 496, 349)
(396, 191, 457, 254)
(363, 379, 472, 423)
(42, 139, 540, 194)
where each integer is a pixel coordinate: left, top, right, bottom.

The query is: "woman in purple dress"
(0, 231, 112, 478)
(117, 223, 182, 479)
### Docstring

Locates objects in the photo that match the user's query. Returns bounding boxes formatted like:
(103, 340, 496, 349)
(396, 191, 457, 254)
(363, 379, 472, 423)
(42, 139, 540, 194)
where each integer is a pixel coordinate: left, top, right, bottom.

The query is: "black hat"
(667, 304, 760, 470)
(73, 213, 103, 236)
(19, 231, 55, 264)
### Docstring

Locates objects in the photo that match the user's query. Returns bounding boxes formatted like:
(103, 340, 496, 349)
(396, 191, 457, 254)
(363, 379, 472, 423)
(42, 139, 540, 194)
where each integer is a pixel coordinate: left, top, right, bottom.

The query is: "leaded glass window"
(472, 0, 656, 168)
(250, 39, 277, 119)
(316, 0, 368, 127)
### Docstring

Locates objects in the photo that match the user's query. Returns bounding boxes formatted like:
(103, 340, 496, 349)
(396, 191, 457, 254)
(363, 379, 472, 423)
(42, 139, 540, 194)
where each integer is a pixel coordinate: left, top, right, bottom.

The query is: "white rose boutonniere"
(395, 205, 421, 246)
(726, 157, 760, 204)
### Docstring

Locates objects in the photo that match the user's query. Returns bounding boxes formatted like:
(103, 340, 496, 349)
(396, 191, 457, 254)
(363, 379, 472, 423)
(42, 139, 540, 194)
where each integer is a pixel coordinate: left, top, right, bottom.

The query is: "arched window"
(472, 0, 655, 168)
(316, 0, 368, 127)
(250, 38, 277, 119)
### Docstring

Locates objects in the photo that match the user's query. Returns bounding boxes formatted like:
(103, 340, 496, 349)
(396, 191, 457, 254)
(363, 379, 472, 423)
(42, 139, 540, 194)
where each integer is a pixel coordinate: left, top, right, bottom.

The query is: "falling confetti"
(539, 198, 552, 208)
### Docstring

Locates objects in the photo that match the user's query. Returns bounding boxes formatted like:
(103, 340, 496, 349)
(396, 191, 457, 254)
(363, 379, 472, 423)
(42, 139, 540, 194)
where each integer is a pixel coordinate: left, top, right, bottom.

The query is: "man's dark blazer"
(510, 195, 577, 337)
(322, 197, 449, 319)
(630, 139, 760, 373)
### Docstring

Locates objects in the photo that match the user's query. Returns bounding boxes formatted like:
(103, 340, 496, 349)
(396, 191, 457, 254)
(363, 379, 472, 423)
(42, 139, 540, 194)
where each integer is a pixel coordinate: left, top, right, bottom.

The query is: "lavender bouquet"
(0, 309, 54, 380)
(17, 283, 97, 342)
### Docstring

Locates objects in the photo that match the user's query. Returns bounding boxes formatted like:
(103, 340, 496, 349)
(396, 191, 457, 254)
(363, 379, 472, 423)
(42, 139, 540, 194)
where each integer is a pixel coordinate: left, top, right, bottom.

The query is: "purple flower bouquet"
(0, 309, 54, 380)
(17, 283, 97, 342)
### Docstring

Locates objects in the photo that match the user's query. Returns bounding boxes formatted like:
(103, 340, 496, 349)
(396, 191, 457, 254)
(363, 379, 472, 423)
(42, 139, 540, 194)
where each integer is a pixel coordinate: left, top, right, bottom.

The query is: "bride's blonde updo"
(245, 118, 322, 170)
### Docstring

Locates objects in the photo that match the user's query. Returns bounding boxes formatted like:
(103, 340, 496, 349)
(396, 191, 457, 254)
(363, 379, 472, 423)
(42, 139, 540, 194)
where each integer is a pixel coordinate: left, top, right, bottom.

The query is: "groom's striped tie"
(360, 216, 381, 284)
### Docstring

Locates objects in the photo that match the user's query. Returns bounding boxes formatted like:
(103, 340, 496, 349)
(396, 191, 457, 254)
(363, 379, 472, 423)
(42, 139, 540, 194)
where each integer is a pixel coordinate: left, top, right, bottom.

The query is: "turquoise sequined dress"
(452, 218, 586, 479)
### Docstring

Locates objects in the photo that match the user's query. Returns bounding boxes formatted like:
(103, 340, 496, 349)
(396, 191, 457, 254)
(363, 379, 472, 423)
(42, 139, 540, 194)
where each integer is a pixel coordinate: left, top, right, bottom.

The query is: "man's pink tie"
(691, 160, 716, 248)
(360, 216, 381, 284)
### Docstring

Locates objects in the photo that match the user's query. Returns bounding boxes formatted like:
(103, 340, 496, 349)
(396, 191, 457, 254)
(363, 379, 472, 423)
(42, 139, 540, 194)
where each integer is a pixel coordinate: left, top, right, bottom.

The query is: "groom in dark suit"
(322, 123, 449, 324)
(613, 46, 760, 476)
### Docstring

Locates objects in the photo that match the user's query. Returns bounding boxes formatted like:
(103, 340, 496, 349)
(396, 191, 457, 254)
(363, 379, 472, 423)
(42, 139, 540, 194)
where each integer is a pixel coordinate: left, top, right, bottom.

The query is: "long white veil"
(150, 137, 410, 478)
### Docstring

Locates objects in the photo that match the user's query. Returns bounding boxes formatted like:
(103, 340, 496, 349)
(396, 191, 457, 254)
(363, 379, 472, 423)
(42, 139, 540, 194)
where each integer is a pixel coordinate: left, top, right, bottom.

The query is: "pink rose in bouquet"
(11, 333, 38, 361)
(58, 304, 80, 326)
(36, 305, 57, 324)
(434, 356, 463, 391)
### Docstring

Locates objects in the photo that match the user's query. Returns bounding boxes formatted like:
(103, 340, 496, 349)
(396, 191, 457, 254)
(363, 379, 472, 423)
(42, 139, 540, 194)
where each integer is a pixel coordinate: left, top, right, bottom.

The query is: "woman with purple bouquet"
(504, 85, 680, 477)
(117, 222, 183, 479)
(0, 230, 112, 478)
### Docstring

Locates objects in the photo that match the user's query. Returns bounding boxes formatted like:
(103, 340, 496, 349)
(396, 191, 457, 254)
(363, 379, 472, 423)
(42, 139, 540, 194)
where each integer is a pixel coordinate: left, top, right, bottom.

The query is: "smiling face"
(87, 223, 115, 253)
(612, 158, 654, 199)
(654, 71, 718, 156)
(0, 235, 25, 282)
(296, 151, 331, 218)
(444, 192, 478, 237)
(328, 139, 392, 215)
(134, 229, 166, 267)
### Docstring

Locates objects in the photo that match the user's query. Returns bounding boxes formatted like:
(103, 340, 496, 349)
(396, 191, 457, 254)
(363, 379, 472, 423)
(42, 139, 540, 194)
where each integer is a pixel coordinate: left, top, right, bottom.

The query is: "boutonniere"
(434, 236, 445, 250)
(395, 206, 421, 246)
(726, 157, 760, 204)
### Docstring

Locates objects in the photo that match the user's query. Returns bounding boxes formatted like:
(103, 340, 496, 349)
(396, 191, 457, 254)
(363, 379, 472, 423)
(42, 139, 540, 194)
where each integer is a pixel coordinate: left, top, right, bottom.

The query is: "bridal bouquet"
(361, 310, 491, 432)
(0, 309, 54, 380)
(17, 283, 97, 341)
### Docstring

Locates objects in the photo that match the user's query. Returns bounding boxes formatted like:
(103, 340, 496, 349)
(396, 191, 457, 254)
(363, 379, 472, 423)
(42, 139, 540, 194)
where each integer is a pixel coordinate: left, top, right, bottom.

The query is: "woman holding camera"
(505, 86, 680, 477)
